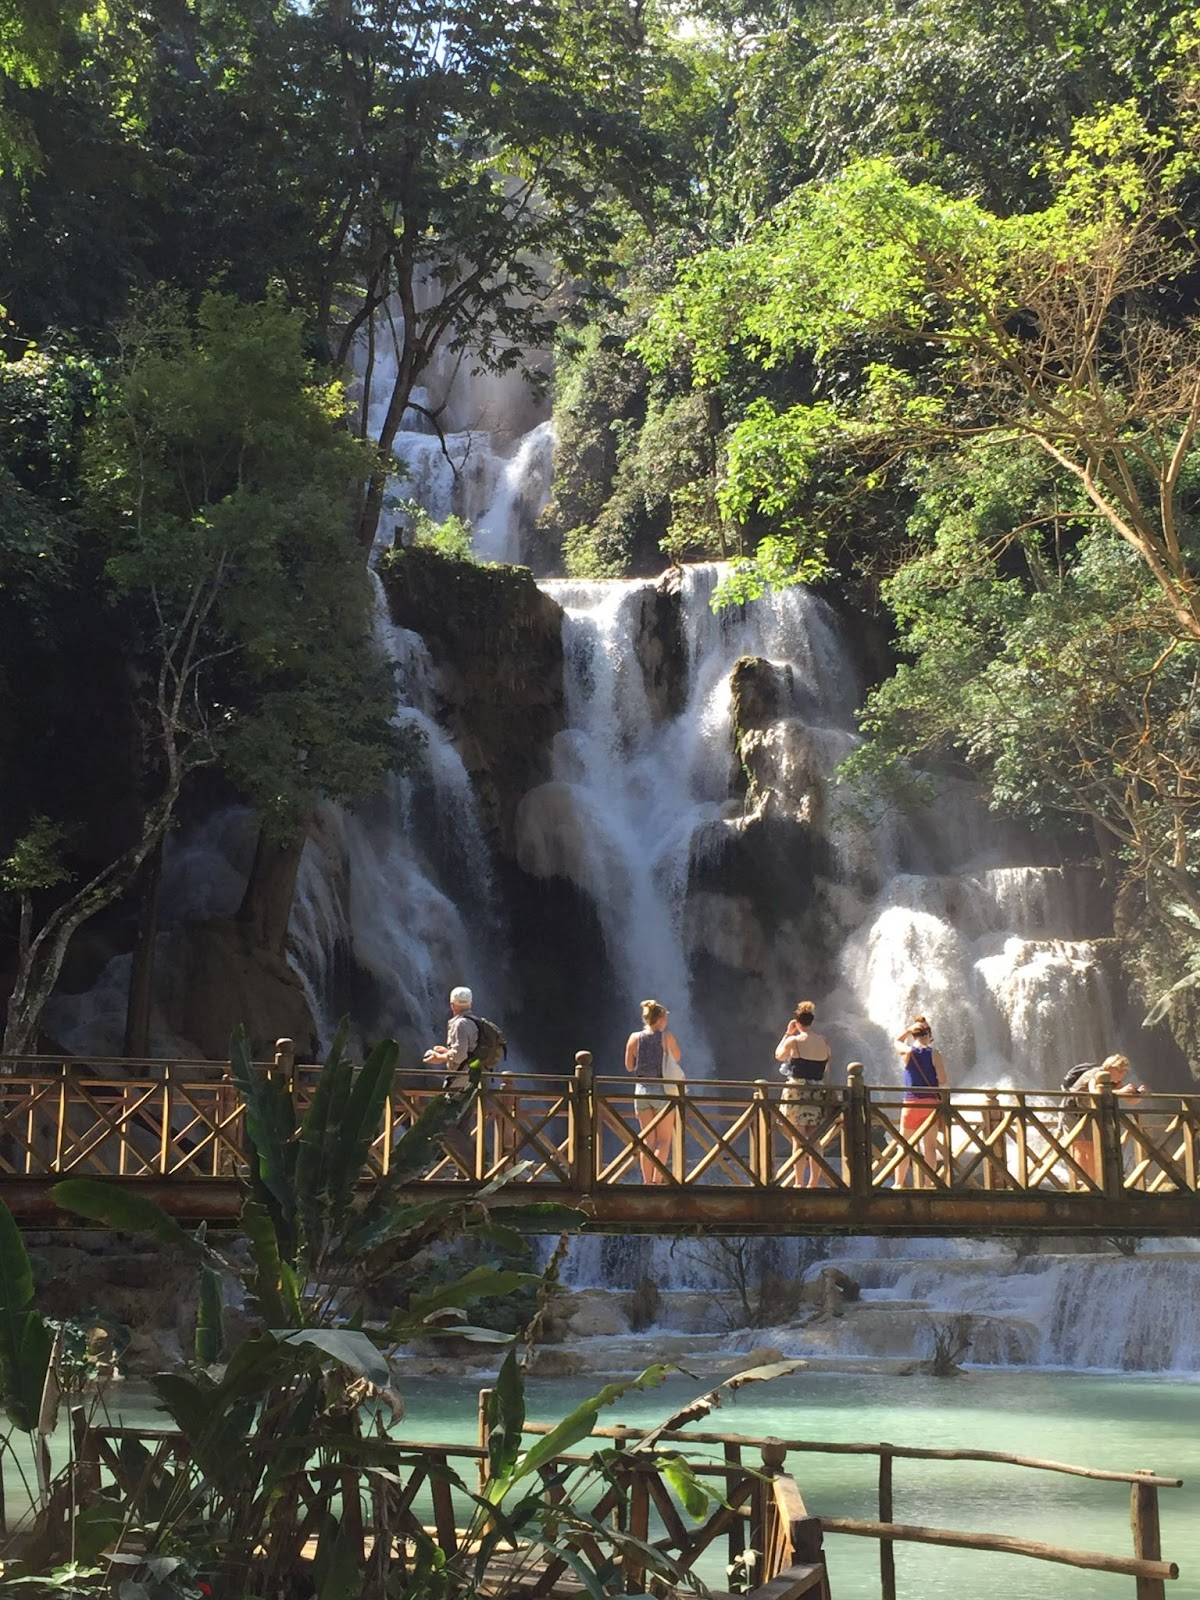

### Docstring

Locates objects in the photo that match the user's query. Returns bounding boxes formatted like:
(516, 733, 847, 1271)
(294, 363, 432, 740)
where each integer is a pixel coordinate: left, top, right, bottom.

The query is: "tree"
(268, 0, 672, 549)
(840, 442, 1200, 914)
(638, 91, 1200, 1028)
(0, 0, 90, 173)
(642, 100, 1200, 634)
(1, 291, 399, 1055)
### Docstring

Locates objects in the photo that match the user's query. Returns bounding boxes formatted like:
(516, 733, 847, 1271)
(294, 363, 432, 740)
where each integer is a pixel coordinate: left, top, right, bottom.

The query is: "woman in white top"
(775, 1000, 832, 1188)
(624, 999, 683, 1185)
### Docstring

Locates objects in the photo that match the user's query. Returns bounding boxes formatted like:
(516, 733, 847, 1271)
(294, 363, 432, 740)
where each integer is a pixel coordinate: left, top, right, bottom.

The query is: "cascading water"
(282, 317, 555, 1049)
(515, 564, 1116, 1093)
(287, 575, 501, 1055)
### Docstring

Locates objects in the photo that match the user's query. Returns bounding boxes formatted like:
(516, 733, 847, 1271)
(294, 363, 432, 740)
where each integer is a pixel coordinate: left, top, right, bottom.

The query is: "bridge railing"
(0, 1054, 1198, 1201)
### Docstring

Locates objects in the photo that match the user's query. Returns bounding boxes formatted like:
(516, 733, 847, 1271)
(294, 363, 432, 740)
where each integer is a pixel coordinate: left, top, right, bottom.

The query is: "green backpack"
(466, 1013, 508, 1070)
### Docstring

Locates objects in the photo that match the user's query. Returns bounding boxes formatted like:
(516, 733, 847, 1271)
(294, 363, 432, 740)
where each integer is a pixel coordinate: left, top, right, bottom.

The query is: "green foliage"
(403, 503, 476, 563)
(85, 288, 398, 835)
(0, 1197, 51, 1432)
(400, 1234, 542, 1336)
(0, 816, 69, 895)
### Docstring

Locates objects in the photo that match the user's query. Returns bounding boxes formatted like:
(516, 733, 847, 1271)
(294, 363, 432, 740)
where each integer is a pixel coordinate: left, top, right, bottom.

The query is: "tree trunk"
(123, 835, 165, 1058)
(237, 826, 310, 955)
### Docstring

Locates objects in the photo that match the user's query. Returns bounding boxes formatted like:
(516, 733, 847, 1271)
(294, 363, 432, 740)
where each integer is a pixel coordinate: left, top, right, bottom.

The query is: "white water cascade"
(513, 566, 1117, 1091)
(281, 317, 555, 1047)
(287, 575, 501, 1055)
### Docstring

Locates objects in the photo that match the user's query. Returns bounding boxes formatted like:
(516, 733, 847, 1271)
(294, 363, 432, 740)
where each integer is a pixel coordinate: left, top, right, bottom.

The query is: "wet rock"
(529, 1346, 590, 1378)
(737, 1344, 785, 1369)
(560, 1288, 631, 1339)
(379, 547, 565, 856)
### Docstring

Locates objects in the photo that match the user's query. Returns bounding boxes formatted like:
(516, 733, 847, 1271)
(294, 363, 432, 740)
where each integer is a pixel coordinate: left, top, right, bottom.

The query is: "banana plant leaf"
(486, 1347, 526, 1481)
(229, 1024, 298, 1240)
(274, 1327, 391, 1388)
(405, 1266, 539, 1324)
(488, 1365, 671, 1501)
(294, 1019, 354, 1259)
(0, 1198, 51, 1431)
(194, 1264, 225, 1366)
(50, 1179, 198, 1250)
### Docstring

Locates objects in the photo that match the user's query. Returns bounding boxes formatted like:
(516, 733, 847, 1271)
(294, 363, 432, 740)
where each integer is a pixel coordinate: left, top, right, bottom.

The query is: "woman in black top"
(775, 1000, 832, 1188)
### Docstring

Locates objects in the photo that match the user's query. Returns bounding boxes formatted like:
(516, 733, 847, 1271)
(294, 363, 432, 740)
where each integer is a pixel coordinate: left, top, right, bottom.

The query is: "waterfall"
(775, 1239, 1200, 1373)
(283, 317, 554, 1047)
(513, 566, 1114, 1092)
(287, 574, 501, 1054)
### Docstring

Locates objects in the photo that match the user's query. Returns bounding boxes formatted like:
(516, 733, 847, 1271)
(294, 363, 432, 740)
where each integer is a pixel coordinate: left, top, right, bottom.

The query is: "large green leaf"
(0, 1198, 51, 1432)
(228, 1023, 297, 1237)
(344, 1196, 468, 1257)
(295, 1019, 352, 1258)
(326, 1034, 398, 1228)
(407, 1266, 538, 1324)
(194, 1265, 224, 1367)
(241, 1199, 292, 1327)
(661, 1452, 715, 1520)
(491, 1365, 671, 1499)
(50, 1179, 195, 1250)
(486, 1348, 525, 1482)
(274, 1327, 391, 1388)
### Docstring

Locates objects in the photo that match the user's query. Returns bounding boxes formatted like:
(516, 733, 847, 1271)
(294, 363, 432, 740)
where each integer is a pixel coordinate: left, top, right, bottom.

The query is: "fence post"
(573, 1052, 595, 1197)
(159, 1062, 172, 1176)
(271, 1038, 296, 1122)
(751, 1081, 772, 1186)
(878, 1443, 897, 1600)
(477, 1387, 493, 1493)
(1131, 1474, 1164, 1600)
(1096, 1068, 1124, 1199)
(53, 1061, 69, 1172)
(845, 1063, 871, 1197)
(982, 1091, 1008, 1190)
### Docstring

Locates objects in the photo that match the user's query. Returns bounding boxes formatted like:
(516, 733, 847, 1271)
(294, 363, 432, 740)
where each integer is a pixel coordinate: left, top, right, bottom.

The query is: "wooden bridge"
(2, 1051, 1200, 1235)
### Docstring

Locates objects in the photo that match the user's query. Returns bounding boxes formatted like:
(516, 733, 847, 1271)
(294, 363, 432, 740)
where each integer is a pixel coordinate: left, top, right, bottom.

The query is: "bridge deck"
(1, 1055, 1198, 1235)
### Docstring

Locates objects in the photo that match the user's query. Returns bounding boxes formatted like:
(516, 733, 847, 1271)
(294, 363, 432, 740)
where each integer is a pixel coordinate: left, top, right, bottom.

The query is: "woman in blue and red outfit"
(893, 1015, 947, 1189)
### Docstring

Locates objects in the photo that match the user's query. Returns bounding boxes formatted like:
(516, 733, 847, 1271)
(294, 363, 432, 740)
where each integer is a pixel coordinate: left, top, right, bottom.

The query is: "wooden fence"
(55, 1408, 1181, 1598)
(493, 1413, 1181, 1599)
(1, 1052, 1199, 1232)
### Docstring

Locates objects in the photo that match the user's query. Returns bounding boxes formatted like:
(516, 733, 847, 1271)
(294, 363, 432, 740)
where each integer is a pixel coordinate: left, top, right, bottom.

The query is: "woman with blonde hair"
(775, 1000, 832, 1187)
(624, 999, 683, 1185)
(1068, 1053, 1144, 1185)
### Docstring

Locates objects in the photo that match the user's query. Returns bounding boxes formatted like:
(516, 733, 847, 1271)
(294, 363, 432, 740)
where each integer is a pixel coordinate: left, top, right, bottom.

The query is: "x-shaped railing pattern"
(0, 1060, 1198, 1209)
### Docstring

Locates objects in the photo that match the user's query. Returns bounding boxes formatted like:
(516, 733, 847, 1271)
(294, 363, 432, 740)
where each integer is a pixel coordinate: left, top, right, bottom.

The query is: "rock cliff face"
(686, 654, 844, 1070)
(380, 547, 565, 856)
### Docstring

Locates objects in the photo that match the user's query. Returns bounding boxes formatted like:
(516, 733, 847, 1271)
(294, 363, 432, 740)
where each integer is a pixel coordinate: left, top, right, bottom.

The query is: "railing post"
(751, 1081, 771, 1186)
(573, 1052, 595, 1197)
(1131, 1473, 1164, 1600)
(1096, 1068, 1124, 1199)
(159, 1063, 173, 1177)
(272, 1038, 296, 1118)
(878, 1443, 897, 1600)
(845, 1063, 872, 1196)
(53, 1061, 69, 1172)
(626, 1459, 649, 1593)
(477, 1386, 493, 1493)
(118, 1084, 132, 1177)
(982, 1091, 1009, 1190)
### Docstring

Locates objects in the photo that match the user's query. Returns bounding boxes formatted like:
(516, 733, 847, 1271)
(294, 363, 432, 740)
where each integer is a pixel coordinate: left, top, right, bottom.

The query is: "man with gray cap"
(424, 985, 478, 1092)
